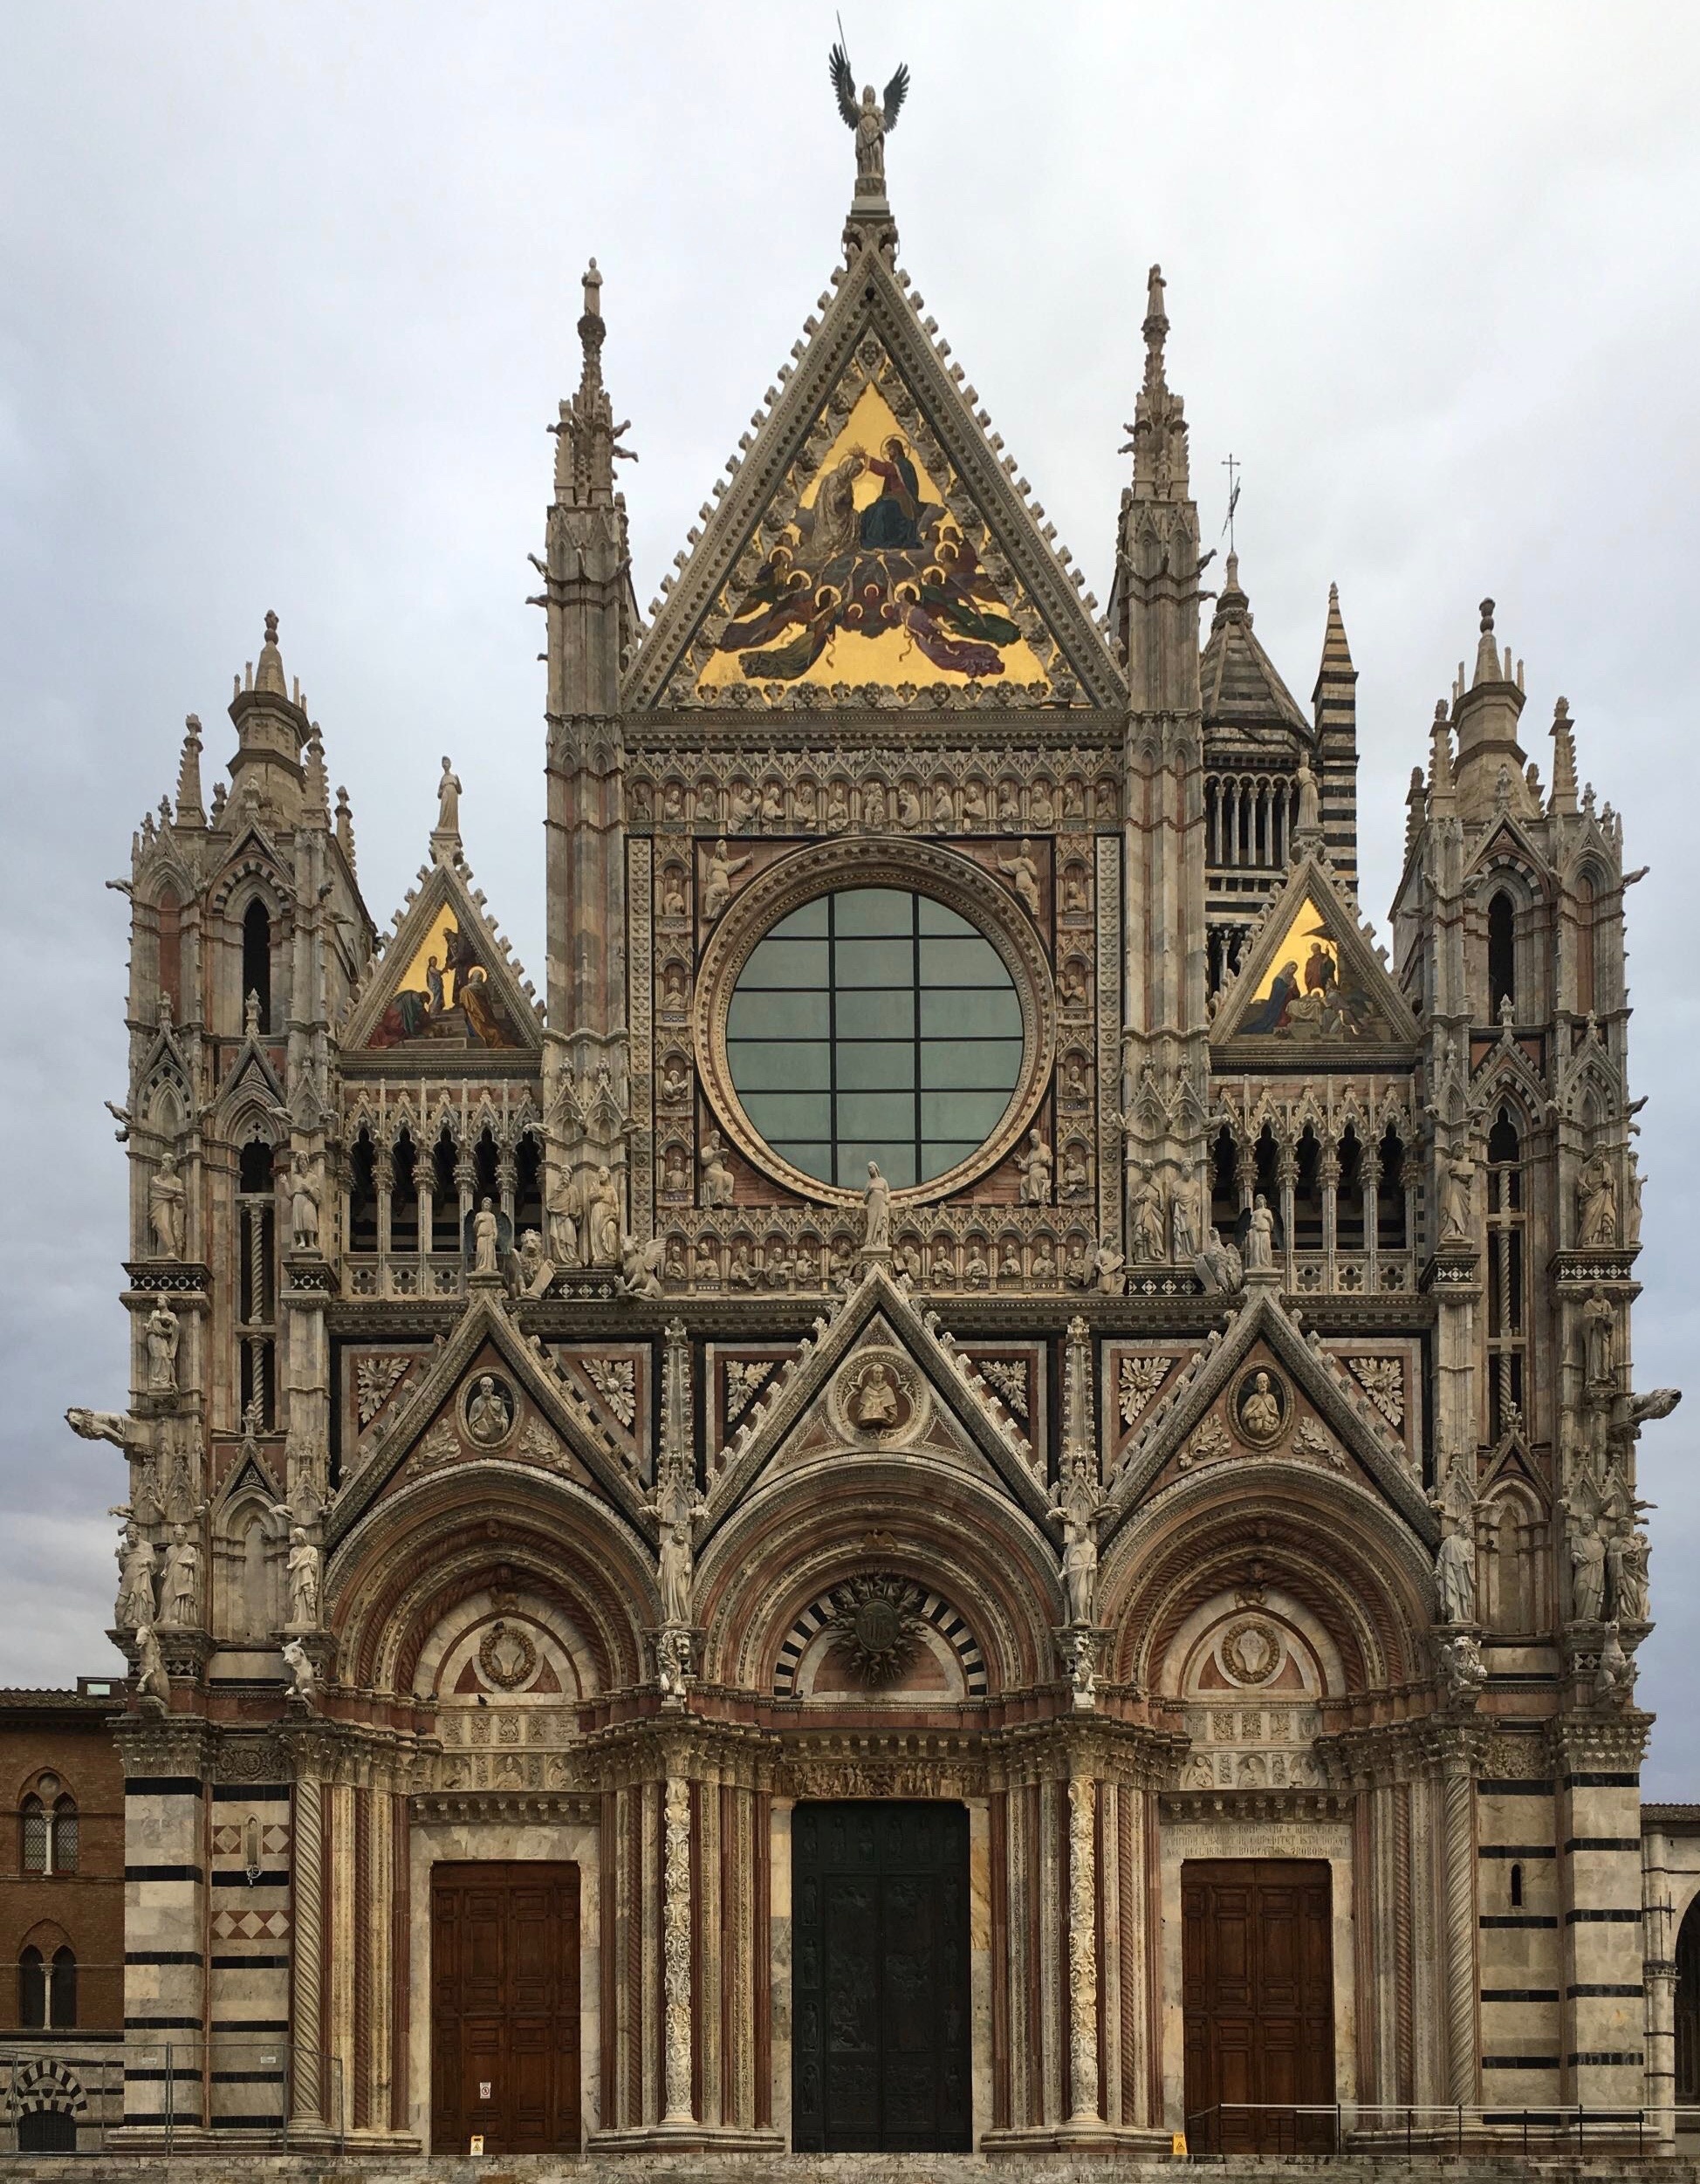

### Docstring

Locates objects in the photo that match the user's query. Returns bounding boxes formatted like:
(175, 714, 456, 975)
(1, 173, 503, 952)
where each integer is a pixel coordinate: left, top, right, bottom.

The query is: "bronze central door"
(429, 1860, 579, 2154)
(792, 1802, 971, 2151)
(1182, 1858, 1333, 2153)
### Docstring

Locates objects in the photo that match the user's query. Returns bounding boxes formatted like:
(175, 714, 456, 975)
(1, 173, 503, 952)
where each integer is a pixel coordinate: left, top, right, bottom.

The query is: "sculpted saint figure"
(1440, 1149, 1474, 1243)
(853, 1361, 900, 1427)
(1294, 754, 1321, 836)
(115, 1525, 157, 1630)
(860, 1162, 891, 1253)
(1130, 1169, 1167, 1262)
(472, 1199, 500, 1275)
(1049, 1462, 1107, 1626)
(587, 1167, 622, 1264)
(1016, 1128, 1052, 1207)
(1169, 1172, 1201, 1260)
(286, 1526, 320, 1626)
(435, 755, 462, 836)
(997, 838, 1042, 919)
(1582, 1286, 1616, 1386)
(145, 1296, 181, 1393)
(699, 1130, 736, 1209)
(161, 1524, 199, 1627)
(1578, 1153, 1618, 1247)
(465, 1374, 512, 1448)
(148, 1152, 186, 1260)
(1568, 1516, 1607, 1623)
(1238, 1371, 1282, 1442)
(289, 1154, 320, 1252)
(1244, 1195, 1276, 1273)
(652, 1462, 708, 1626)
(1435, 1526, 1477, 1625)
(1092, 1243, 1127, 1296)
(702, 838, 751, 921)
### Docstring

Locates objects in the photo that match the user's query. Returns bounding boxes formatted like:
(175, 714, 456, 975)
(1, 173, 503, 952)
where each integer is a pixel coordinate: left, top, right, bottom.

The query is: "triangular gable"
(1210, 854, 1418, 1053)
(340, 851, 541, 1058)
(625, 248, 1123, 712)
(1467, 811, 1553, 892)
(214, 1031, 287, 1127)
(702, 1263, 1049, 1537)
(325, 1292, 648, 1549)
(1102, 1280, 1436, 1546)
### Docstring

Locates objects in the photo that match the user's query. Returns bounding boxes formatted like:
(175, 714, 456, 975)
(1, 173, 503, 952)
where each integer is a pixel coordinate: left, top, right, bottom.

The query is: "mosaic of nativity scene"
(72, 48, 1683, 2164)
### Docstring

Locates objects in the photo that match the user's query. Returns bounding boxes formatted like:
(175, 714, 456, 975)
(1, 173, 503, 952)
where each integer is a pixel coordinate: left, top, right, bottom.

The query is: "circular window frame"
(693, 837, 1057, 1208)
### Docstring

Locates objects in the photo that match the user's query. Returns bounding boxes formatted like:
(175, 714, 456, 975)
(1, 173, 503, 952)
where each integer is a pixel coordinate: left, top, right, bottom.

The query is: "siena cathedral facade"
(75, 86, 1683, 2160)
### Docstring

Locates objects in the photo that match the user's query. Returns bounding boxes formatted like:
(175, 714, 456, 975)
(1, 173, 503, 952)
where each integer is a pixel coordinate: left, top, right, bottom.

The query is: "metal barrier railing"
(1183, 2100, 1662, 2158)
(127, 2038, 344, 2152)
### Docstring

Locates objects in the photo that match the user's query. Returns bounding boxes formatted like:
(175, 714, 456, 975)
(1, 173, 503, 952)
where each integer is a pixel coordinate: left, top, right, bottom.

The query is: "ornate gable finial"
(830, 38, 908, 210)
(1549, 695, 1580, 817)
(1121, 263, 1189, 498)
(256, 609, 287, 698)
(175, 714, 205, 827)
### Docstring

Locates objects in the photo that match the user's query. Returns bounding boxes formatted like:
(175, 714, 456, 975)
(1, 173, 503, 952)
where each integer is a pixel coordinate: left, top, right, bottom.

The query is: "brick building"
(0, 1681, 125, 2149)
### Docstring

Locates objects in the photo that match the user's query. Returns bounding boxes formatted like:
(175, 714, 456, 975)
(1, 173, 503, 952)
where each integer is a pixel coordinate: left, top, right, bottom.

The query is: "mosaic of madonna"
(696, 379, 1051, 691)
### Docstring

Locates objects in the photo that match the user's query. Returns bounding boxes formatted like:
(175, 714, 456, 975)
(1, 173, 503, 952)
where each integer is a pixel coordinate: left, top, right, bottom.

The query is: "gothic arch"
(213, 1486, 284, 1640)
(1477, 1477, 1550, 1635)
(328, 1469, 656, 1696)
(1099, 1465, 1433, 1696)
(696, 1460, 1059, 1695)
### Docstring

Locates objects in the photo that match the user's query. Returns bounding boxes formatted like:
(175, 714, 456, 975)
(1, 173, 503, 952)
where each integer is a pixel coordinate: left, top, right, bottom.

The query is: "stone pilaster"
(113, 1718, 213, 2141)
(1554, 1715, 1651, 2109)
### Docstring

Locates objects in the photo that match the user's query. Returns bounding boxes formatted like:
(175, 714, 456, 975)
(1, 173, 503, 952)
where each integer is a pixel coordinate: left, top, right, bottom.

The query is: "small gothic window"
(157, 888, 182, 1017)
(1336, 1128, 1364, 1251)
(1292, 1128, 1322, 1253)
(515, 1132, 544, 1236)
(242, 899, 272, 1031)
(432, 1130, 460, 1253)
(1677, 1895, 1700, 2100)
(1210, 1125, 1238, 1240)
(349, 1129, 378, 1254)
(17, 1948, 44, 2030)
(51, 1797, 77, 1875)
(1487, 891, 1516, 1017)
(49, 1946, 76, 2029)
(1378, 1127, 1408, 1251)
(238, 1136, 273, 1195)
(1510, 1863, 1524, 1907)
(390, 1131, 419, 1251)
(21, 1797, 45, 1875)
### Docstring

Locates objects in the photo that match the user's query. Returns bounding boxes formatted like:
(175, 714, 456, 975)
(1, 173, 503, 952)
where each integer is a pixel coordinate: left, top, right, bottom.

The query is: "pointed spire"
(175, 714, 205, 826)
(1549, 695, 1580, 816)
(1320, 582, 1354, 673)
(1121, 264, 1189, 500)
(255, 609, 287, 698)
(1429, 701, 1457, 815)
(1211, 550, 1249, 627)
(1470, 598, 1504, 689)
(552, 259, 634, 508)
(303, 724, 329, 823)
(1406, 764, 1427, 859)
(334, 784, 357, 873)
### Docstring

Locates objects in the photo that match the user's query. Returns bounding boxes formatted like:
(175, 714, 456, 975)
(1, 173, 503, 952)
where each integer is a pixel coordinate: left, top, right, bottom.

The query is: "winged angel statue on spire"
(830, 38, 909, 196)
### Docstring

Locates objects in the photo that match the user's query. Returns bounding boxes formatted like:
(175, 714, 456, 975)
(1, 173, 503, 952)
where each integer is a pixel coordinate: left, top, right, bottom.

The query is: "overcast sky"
(3, 4, 1697, 1782)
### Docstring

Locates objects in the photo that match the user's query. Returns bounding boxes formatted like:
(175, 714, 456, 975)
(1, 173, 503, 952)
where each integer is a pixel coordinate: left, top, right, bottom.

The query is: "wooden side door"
(1182, 1858, 1333, 2153)
(429, 1860, 579, 2154)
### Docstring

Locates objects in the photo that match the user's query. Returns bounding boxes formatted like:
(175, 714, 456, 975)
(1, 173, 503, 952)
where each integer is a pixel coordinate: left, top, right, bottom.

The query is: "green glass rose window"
(724, 887, 1023, 1189)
